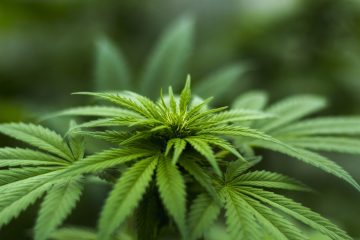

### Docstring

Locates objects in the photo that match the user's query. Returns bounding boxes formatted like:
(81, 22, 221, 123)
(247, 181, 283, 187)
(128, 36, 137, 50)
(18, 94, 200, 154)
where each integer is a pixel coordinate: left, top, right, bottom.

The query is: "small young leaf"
(171, 138, 187, 164)
(179, 75, 191, 113)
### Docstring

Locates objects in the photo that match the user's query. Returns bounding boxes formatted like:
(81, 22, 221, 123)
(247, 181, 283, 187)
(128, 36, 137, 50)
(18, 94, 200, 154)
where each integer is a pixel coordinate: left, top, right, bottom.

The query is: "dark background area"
(1, 0, 360, 239)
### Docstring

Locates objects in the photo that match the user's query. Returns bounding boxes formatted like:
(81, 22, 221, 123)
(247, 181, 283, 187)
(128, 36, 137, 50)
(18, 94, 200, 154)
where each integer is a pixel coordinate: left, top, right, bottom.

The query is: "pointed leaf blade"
(98, 157, 158, 240)
(156, 156, 187, 237)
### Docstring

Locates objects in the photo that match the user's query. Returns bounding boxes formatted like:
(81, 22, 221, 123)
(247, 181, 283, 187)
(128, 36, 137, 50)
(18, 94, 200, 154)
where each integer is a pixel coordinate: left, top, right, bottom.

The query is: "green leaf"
(49, 227, 132, 240)
(253, 141, 360, 191)
(77, 130, 132, 145)
(209, 110, 273, 124)
(170, 138, 187, 164)
(0, 184, 51, 228)
(258, 95, 327, 132)
(188, 193, 221, 240)
(225, 158, 261, 183)
(0, 169, 62, 201)
(239, 187, 352, 240)
(43, 106, 134, 120)
(179, 157, 219, 201)
(34, 177, 83, 240)
(94, 37, 131, 91)
(66, 118, 117, 132)
(122, 91, 162, 119)
(186, 137, 221, 176)
(201, 126, 286, 148)
(0, 168, 53, 187)
(280, 136, 360, 155)
(67, 122, 85, 162)
(194, 63, 248, 101)
(233, 170, 310, 191)
(0, 147, 67, 167)
(187, 106, 228, 125)
(74, 92, 152, 118)
(179, 75, 192, 113)
(274, 117, 360, 136)
(60, 148, 153, 177)
(195, 135, 243, 160)
(109, 115, 148, 127)
(224, 189, 262, 240)
(49, 227, 97, 240)
(136, 184, 164, 240)
(239, 193, 305, 240)
(187, 97, 212, 116)
(0, 123, 73, 161)
(168, 87, 178, 113)
(0, 170, 62, 228)
(98, 156, 158, 240)
(156, 156, 187, 237)
(140, 16, 194, 98)
(232, 91, 268, 111)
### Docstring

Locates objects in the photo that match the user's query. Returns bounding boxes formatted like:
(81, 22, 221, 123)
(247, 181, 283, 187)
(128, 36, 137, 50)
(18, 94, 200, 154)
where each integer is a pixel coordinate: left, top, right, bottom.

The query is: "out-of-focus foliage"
(92, 16, 247, 103)
(1, 0, 360, 239)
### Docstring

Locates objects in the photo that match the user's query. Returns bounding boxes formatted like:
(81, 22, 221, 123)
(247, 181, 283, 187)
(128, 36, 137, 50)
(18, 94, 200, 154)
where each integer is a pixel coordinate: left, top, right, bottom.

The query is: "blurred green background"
(1, 0, 360, 239)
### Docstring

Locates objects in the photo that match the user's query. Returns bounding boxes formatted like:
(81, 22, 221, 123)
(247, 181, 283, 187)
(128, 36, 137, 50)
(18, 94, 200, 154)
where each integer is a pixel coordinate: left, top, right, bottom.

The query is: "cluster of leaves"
(1, 78, 359, 240)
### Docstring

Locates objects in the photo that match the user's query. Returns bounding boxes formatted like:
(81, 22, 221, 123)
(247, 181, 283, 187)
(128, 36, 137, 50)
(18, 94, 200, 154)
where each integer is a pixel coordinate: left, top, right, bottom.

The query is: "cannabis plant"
(1, 77, 360, 240)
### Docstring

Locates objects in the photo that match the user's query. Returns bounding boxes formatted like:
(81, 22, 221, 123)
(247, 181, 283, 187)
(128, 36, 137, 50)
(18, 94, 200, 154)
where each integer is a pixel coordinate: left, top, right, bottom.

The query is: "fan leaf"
(98, 156, 158, 240)
(34, 177, 83, 240)
(156, 156, 187, 237)
(188, 193, 221, 240)
(0, 123, 73, 161)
